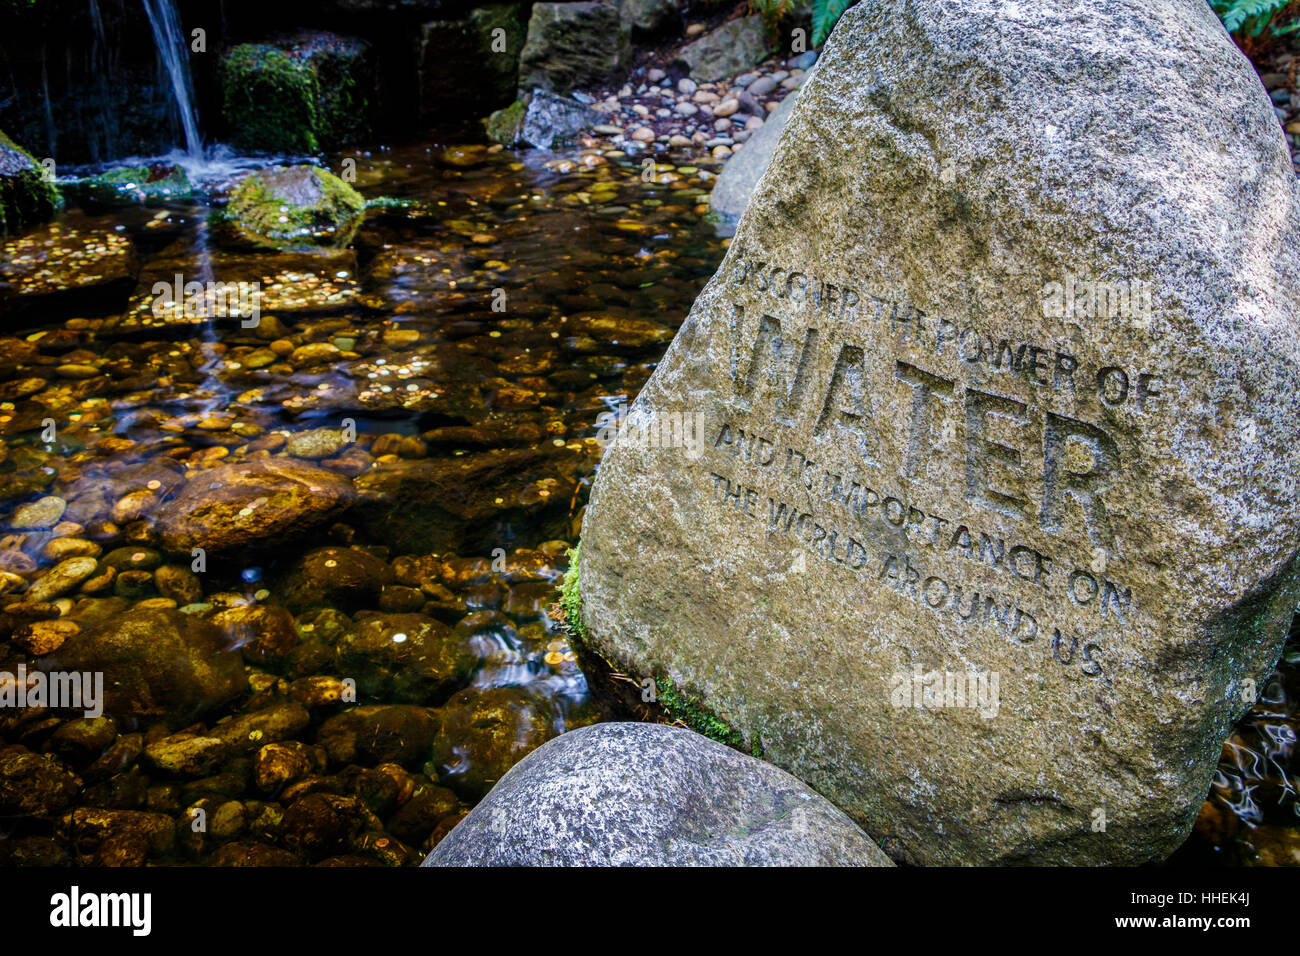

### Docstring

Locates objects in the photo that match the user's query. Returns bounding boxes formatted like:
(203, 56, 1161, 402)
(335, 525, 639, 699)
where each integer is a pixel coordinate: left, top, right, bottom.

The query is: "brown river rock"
(39, 606, 247, 722)
(155, 458, 356, 553)
(576, 0, 1300, 863)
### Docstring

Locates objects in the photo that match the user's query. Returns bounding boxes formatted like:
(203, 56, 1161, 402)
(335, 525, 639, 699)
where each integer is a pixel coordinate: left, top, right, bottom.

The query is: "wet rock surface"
(40, 606, 247, 722)
(226, 165, 367, 250)
(424, 722, 894, 866)
(156, 459, 356, 554)
(0, 220, 137, 318)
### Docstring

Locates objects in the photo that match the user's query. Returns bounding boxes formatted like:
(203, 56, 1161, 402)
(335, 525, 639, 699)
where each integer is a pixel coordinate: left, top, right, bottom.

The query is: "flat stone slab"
(577, 0, 1300, 864)
(0, 224, 137, 320)
(422, 722, 894, 866)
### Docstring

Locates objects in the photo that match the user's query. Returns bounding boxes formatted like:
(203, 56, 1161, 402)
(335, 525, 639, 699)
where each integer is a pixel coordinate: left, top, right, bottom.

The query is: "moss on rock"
(556, 542, 756, 755)
(559, 542, 586, 639)
(220, 45, 319, 155)
(656, 677, 750, 752)
(219, 34, 373, 155)
(226, 165, 365, 249)
(0, 129, 62, 234)
(484, 100, 526, 147)
(74, 163, 193, 206)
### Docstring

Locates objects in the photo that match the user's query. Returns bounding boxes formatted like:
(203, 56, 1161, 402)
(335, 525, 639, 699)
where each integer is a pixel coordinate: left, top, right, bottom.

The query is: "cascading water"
(141, 0, 203, 161)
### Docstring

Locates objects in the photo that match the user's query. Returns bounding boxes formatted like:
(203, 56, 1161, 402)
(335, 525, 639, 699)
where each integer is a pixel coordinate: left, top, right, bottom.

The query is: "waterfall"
(141, 0, 203, 160)
(88, 0, 120, 161)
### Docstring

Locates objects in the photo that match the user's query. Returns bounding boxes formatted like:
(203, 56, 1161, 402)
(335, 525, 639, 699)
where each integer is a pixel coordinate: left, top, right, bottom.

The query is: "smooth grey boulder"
(708, 91, 799, 227)
(422, 722, 894, 866)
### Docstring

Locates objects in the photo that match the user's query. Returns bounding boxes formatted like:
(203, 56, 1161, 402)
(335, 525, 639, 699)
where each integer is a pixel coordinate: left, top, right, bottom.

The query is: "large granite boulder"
(575, 0, 1300, 865)
(708, 91, 799, 226)
(517, 2, 631, 96)
(423, 722, 894, 865)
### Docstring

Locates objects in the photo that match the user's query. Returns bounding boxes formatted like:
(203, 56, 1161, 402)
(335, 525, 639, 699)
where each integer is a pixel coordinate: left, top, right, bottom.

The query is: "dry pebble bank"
(583, 50, 815, 161)
(1261, 49, 1300, 173)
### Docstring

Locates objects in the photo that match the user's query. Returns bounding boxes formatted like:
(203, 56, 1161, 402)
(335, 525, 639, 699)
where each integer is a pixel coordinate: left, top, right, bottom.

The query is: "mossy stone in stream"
(220, 45, 321, 155)
(73, 163, 193, 207)
(226, 165, 365, 250)
(219, 33, 372, 155)
(0, 129, 61, 235)
(483, 100, 527, 147)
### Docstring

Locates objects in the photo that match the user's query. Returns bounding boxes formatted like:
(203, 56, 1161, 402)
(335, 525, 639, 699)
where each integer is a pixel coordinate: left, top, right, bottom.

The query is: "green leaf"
(812, 0, 855, 47)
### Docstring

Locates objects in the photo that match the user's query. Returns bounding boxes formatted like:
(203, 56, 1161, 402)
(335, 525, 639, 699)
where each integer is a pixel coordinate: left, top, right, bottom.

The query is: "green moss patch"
(555, 541, 756, 755)
(484, 100, 526, 147)
(0, 129, 62, 234)
(226, 165, 365, 249)
(657, 677, 749, 751)
(220, 35, 372, 155)
(74, 164, 193, 206)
